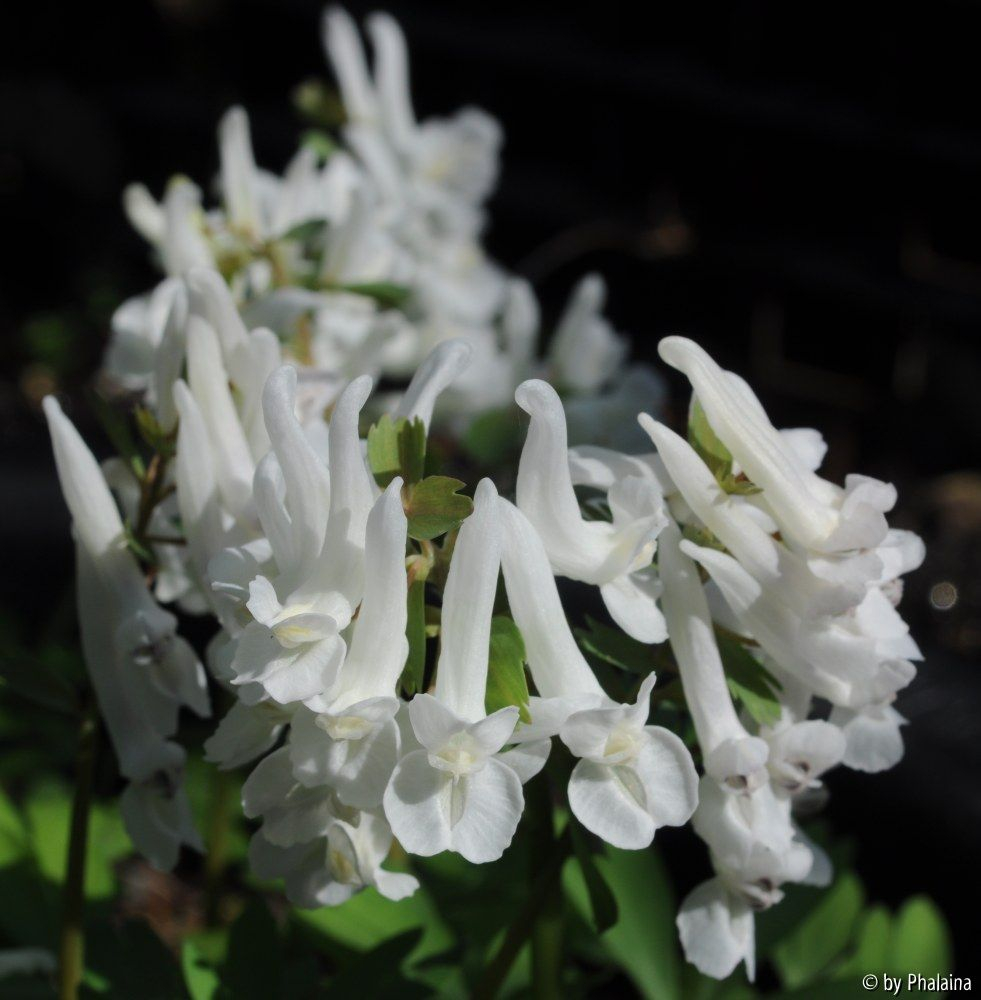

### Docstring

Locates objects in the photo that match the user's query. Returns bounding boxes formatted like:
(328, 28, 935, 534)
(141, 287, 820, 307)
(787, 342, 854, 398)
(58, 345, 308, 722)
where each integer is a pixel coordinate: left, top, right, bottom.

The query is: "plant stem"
(475, 806, 570, 1000)
(531, 879, 564, 1000)
(204, 766, 234, 926)
(57, 710, 98, 1000)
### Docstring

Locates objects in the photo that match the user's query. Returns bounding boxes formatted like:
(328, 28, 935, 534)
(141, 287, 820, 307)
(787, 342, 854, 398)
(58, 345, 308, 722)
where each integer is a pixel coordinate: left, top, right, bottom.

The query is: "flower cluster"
(105, 7, 661, 450)
(42, 6, 924, 983)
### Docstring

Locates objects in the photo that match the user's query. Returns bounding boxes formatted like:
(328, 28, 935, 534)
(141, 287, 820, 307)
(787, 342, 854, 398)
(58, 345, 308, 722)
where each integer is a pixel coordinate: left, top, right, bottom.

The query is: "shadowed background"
(1, 0, 979, 980)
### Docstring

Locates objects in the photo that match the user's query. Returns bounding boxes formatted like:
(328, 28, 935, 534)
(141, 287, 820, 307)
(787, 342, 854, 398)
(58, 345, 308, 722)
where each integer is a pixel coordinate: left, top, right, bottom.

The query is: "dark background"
(2, 0, 979, 978)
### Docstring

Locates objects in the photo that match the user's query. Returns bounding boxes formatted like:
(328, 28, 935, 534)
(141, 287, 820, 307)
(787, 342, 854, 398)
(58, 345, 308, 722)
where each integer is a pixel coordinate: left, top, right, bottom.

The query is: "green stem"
(475, 795, 569, 1000)
(531, 880, 564, 1000)
(57, 710, 98, 1000)
(204, 766, 234, 925)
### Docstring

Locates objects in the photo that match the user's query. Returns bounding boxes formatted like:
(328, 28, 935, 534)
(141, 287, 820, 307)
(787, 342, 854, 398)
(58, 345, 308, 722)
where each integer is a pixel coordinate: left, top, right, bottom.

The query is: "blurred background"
(2, 0, 979, 984)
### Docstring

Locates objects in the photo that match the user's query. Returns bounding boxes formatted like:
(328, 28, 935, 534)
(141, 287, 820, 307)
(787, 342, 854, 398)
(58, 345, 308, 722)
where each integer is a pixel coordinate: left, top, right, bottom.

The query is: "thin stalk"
(204, 766, 234, 926)
(474, 809, 570, 1000)
(530, 779, 563, 1000)
(57, 710, 99, 1000)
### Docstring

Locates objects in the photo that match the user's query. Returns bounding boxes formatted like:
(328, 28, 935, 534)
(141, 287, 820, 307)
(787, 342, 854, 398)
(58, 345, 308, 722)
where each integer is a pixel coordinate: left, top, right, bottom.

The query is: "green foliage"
(0, 655, 77, 716)
(575, 615, 653, 675)
(461, 407, 524, 466)
(687, 397, 761, 496)
(402, 477, 473, 541)
(716, 631, 783, 727)
(339, 282, 412, 310)
(564, 845, 681, 1000)
(485, 616, 531, 724)
(568, 823, 618, 935)
(401, 578, 428, 697)
(86, 390, 146, 480)
(772, 873, 865, 988)
(366, 414, 426, 489)
(688, 397, 732, 482)
(278, 218, 328, 247)
(134, 407, 175, 459)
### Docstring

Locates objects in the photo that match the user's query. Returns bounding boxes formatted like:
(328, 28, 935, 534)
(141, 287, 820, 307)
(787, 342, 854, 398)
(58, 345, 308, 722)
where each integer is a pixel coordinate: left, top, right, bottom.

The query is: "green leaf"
(402, 579, 427, 697)
(688, 397, 732, 482)
(834, 906, 892, 978)
(134, 406, 175, 458)
(485, 617, 530, 724)
(569, 824, 618, 934)
(575, 616, 652, 676)
(0, 787, 29, 866)
(300, 129, 338, 159)
(295, 884, 454, 969)
(323, 930, 428, 998)
(461, 407, 523, 466)
(25, 780, 131, 900)
(0, 657, 77, 716)
(888, 897, 952, 976)
(279, 217, 328, 246)
(772, 873, 865, 989)
(402, 477, 472, 541)
(86, 919, 189, 1000)
(86, 389, 146, 480)
(366, 415, 426, 489)
(564, 846, 681, 1000)
(182, 941, 221, 1000)
(221, 899, 283, 1000)
(716, 631, 782, 727)
(339, 282, 411, 310)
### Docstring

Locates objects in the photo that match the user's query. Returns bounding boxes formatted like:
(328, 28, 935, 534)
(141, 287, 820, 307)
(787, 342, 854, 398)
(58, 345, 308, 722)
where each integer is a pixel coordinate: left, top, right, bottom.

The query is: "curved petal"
(382, 750, 453, 856)
(394, 339, 473, 429)
(599, 567, 667, 644)
(204, 701, 286, 770)
(676, 878, 755, 981)
(829, 704, 905, 773)
(449, 756, 524, 863)
(497, 498, 604, 700)
(632, 727, 699, 828)
(322, 7, 377, 125)
(333, 479, 409, 705)
(434, 479, 502, 721)
(366, 12, 416, 151)
(567, 758, 656, 850)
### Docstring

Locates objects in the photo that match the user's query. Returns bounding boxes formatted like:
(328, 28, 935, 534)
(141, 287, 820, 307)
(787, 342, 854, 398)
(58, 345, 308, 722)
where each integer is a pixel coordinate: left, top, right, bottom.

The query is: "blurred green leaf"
(888, 897, 952, 977)
(568, 824, 618, 935)
(366, 415, 426, 489)
(461, 407, 523, 467)
(86, 919, 188, 999)
(575, 616, 652, 676)
(834, 906, 892, 978)
(339, 282, 411, 310)
(324, 930, 428, 998)
(134, 407, 175, 459)
(564, 847, 681, 1000)
(220, 899, 283, 1000)
(279, 218, 328, 246)
(688, 397, 732, 482)
(295, 885, 453, 970)
(182, 941, 220, 1000)
(24, 781, 131, 900)
(86, 390, 146, 481)
(717, 632, 782, 727)
(772, 873, 864, 989)
(0, 658, 77, 716)
(403, 477, 472, 542)
(402, 579, 427, 698)
(485, 617, 530, 724)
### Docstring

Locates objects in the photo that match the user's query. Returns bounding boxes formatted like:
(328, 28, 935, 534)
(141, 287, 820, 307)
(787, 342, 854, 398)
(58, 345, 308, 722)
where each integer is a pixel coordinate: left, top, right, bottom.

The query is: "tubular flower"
(497, 498, 698, 849)
(383, 480, 526, 864)
(514, 378, 670, 642)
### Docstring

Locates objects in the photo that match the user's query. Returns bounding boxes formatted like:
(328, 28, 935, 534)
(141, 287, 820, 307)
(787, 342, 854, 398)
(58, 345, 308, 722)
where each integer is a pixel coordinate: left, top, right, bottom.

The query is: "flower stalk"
(57, 707, 99, 1000)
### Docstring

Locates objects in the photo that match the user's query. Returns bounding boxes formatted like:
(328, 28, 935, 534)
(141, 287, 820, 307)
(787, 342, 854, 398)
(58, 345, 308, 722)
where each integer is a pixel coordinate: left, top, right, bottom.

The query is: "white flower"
(383, 480, 525, 863)
(547, 274, 626, 394)
(287, 478, 409, 808)
(514, 378, 670, 642)
(496, 497, 697, 848)
(658, 520, 770, 791)
(657, 337, 895, 558)
(229, 370, 375, 706)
